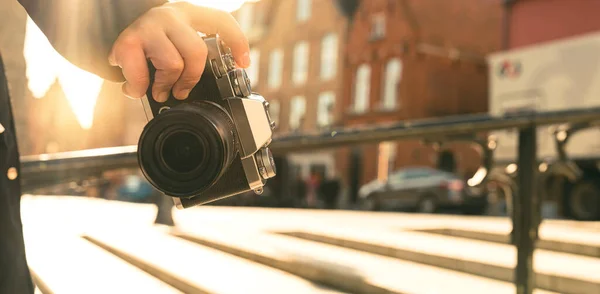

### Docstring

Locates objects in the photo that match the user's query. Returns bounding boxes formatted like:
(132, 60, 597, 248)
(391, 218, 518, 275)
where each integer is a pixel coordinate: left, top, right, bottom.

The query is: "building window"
(268, 49, 283, 89)
(247, 49, 260, 87)
(269, 100, 280, 127)
(289, 96, 306, 131)
(237, 4, 254, 34)
(320, 33, 338, 80)
(370, 13, 386, 40)
(381, 58, 402, 110)
(297, 0, 312, 22)
(317, 91, 335, 128)
(293, 41, 309, 85)
(353, 64, 371, 113)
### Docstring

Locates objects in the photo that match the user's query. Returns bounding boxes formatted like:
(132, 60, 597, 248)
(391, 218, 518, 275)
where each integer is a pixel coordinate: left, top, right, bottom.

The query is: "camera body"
(138, 34, 276, 209)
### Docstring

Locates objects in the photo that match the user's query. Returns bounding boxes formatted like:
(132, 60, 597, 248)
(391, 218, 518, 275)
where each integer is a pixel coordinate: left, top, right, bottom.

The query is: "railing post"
(513, 126, 540, 294)
(154, 193, 175, 227)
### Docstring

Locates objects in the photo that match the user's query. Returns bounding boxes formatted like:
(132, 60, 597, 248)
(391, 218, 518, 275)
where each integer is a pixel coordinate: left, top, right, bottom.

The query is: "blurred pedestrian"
(306, 171, 321, 208)
(0, 1, 250, 293)
(293, 175, 307, 208)
(319, 178, 341, 209)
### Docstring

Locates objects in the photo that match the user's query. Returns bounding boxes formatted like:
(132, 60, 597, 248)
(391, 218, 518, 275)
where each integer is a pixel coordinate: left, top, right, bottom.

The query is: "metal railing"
(19, 106, 600, 294)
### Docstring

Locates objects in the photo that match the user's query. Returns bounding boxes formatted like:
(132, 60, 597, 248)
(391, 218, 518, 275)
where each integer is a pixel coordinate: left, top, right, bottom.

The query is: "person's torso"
(0, 54, 20, 199)
(0, 52, 34, 294)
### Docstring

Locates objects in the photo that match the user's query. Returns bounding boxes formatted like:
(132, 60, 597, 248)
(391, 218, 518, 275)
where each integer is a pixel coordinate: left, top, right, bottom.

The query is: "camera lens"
(161, 131, 204, 174)
(138, 102, 236, 197)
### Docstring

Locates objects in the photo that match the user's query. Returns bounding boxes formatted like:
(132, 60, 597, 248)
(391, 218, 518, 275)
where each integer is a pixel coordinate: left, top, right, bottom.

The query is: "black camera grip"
(145, 59, 158, 100)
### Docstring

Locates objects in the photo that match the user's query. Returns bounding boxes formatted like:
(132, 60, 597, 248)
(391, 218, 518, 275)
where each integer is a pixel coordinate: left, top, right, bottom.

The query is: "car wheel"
(417, 195, 437, 214)
(362, 197, 380, 211)
(569, 180, 600, 221)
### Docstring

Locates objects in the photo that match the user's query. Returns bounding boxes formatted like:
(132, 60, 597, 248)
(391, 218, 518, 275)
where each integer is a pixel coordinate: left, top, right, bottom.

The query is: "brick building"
(233, 0, 348, 179)
(505, 0, 600, 49)
(334, 0, 503, 201)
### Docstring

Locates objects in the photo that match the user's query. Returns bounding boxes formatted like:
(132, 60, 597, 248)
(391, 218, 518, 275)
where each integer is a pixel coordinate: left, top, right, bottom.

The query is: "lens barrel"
(138, 102, 236, 197)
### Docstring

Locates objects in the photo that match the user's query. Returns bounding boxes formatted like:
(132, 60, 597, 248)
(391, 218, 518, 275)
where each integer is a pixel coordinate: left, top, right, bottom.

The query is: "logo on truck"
(498, 60, 522, 78)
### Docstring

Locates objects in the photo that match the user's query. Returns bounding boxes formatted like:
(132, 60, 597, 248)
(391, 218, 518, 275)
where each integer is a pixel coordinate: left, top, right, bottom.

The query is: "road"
(20, 195, 600, 294)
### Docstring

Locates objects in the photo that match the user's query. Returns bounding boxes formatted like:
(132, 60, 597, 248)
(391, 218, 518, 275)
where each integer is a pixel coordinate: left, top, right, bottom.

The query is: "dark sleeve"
(18, 0, 167, 82)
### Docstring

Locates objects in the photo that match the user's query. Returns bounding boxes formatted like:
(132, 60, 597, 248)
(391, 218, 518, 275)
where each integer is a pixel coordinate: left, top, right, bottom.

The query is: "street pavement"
(20, 195, 600, 294)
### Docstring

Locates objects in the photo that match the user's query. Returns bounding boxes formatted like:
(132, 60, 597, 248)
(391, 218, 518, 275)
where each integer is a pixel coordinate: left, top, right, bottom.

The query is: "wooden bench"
(24, 230, 180, 294)
(277, 227, 600, 294)
(83, 227, 343, 294)
(173, 226, 557, 294)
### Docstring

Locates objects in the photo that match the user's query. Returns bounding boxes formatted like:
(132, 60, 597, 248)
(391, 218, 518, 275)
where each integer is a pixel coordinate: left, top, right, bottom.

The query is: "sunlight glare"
(23, 0, 253, 130)
(57, 62, 104, 130)
(24, 17, 103, 130)
(23, 18, 59, 99)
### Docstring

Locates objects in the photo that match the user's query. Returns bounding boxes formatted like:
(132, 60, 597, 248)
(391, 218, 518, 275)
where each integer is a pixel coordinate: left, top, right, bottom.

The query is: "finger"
(109, 33, 149, 99)
(144, 32, 184, 103)
(165, 24, 207, 100)
(121, 82, 138, 99)
(171, 2, 250, 68)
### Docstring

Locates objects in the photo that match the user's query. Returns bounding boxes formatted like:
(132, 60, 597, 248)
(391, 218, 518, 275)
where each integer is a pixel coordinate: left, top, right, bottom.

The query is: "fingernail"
(175, 89, 191, 100)
(156, 91, 170, 102)
(108, 54, 118, 67)
(242, 52, 251, 68)
(122, 83, 138, 99)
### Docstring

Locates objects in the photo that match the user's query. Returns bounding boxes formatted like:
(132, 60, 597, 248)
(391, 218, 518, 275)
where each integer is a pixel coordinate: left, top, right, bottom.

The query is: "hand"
(108, 1, 250, 102)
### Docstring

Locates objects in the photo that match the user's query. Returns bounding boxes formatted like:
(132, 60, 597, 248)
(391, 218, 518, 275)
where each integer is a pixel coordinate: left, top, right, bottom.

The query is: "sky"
(23, 0, 252, 130)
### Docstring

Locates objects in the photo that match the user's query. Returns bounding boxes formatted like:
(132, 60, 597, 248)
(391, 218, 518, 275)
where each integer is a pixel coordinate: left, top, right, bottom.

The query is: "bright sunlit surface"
(23, 0, 253, 130)
(183, 0, 255, 11)
(24, 17, 104, 130)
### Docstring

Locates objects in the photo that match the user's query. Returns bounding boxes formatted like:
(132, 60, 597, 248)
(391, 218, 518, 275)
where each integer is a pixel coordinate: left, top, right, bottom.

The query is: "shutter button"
(7, 167, 17, 180)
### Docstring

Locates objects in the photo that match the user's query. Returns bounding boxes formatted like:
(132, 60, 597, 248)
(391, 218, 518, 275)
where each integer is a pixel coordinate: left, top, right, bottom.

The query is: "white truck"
(487, 31, 600, 220)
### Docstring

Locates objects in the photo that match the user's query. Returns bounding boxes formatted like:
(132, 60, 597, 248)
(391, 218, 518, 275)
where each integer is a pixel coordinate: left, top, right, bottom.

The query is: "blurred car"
(116, 174, 157, 204)
(358, 167, 486, 214)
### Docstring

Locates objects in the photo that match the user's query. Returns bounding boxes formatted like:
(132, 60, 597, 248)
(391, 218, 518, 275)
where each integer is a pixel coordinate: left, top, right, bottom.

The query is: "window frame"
(353, 64, 371, 114)
(289, 96, 307, 131)
(237, 4, 254, 34)
(317, 91, 336, 128)
(296, 0, 312, 22)
(269, 100, 280, 127)
(268, 49, 283, 89)
(370, 13, 386, 41)
(292, 41, 310, 85)
(247, 49, 261, 87)
(381, 58, 403, 110)
(320, 33, 338, 80)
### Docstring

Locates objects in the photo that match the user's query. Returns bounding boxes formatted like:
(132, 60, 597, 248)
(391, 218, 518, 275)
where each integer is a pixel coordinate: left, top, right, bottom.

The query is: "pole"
(512, 126, 540, 294)
(154, 192, 175, 227)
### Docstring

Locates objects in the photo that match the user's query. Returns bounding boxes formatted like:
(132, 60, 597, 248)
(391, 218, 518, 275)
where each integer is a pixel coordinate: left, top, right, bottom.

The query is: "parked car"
(116, 174, 157, 204)
(358, 167, 487, 214)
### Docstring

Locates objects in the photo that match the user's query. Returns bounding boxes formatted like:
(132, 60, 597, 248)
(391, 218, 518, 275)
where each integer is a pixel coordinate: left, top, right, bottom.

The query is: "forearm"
(18, 0, 166, 82)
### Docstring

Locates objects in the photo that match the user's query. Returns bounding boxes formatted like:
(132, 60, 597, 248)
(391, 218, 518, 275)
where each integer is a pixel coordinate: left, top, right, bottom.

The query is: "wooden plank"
(24, 231, 180, 294)
(412, 227, 600, 258)
(84, 227, 344, 294)
(277, 228, 600, 294)
(174, 226, 557, 294)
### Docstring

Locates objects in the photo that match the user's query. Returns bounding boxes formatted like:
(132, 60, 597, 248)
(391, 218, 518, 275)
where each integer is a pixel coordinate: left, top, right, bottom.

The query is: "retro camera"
(137, 34, 276, 209)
